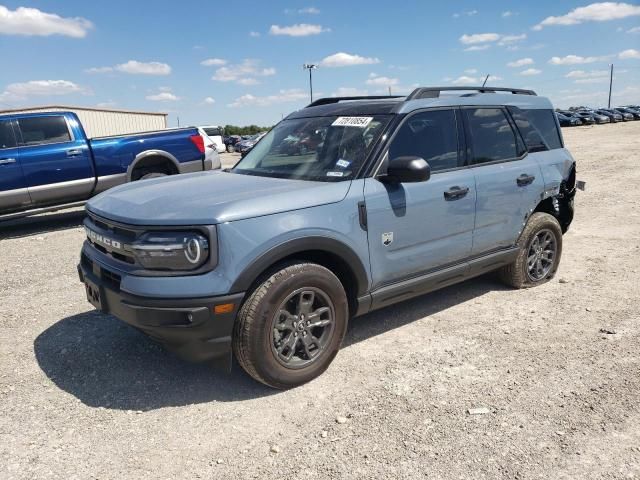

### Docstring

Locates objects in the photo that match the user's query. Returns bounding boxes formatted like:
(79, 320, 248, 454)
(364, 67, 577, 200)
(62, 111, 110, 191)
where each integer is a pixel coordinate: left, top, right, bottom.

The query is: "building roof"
(0, 104, 168, 117)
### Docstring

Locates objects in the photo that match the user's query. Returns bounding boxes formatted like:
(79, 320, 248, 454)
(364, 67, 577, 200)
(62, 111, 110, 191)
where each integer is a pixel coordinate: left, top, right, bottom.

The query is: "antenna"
(482, 74, 490, 87)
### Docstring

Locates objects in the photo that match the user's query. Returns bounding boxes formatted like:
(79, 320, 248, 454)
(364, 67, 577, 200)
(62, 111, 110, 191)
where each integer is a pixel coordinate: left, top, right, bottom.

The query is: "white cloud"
(212, 59, 276, 83)
(228, 89, 308, 107)
(520, 68, 542, 76)
(464, 45, 491, 52)
(249, 31, 260, 37)
(497, 34, 527, 45)
(0, 80, 88, 102)
(319, 52, 380, 67)
(203, 97, 215, 105)
(0, 5, 92, 38)
(574, 77, 610, 84)
(96, 101, 117, 108)
(146, 91, 179, 101)
(628, 26, 640, 33)
(533, 2, 640, 30)
(619, 48, 640, 59)
(565, 69, 609, 78)
(366, 74, 399, 86)
(459, 33, 500, 44)
(452, 75, 478, 85)
(453, 10, 478, 18)
(237, 78, 260, 86)
(90, 60, 172, 75)
(549, 54, 607, 65)
(331, 87, 369, 97)
(200, 58, 227, 67)
(299, 7, 320, 14)
(507, 57, 534, 67)
(502, 11, 515, 18)
(465, 68, 478, 74)
(269, 24, 329, 36)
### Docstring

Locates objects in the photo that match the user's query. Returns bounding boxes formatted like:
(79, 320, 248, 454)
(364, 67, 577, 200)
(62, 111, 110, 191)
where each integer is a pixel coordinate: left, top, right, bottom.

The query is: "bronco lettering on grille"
(85, 226, 122, 250)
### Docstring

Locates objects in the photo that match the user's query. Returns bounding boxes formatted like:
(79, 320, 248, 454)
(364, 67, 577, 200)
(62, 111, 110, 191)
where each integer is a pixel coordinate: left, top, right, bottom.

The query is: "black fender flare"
(126, 150, 180, 181)
(230, 236, 370, 297)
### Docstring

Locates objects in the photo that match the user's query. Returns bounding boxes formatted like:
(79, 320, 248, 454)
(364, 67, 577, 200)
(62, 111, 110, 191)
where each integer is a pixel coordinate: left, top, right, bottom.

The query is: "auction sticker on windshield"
(331, 117, 373, 128)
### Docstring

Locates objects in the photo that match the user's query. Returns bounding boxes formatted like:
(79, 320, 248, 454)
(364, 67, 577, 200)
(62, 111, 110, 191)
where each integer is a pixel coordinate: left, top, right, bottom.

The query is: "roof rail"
(306, 95, 404, 108)
(406, 86, 537, 100)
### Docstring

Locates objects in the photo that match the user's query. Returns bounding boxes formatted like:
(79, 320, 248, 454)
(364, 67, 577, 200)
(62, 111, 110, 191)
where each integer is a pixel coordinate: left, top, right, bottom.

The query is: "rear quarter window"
(508, 108, 562, 152)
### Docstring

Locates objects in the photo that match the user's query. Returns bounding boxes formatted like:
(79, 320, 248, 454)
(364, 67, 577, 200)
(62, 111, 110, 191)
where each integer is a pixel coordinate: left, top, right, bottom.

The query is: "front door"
(17, 114, 94, 206)
(364, 108, 476, 290)
(0, 118, 31, 214)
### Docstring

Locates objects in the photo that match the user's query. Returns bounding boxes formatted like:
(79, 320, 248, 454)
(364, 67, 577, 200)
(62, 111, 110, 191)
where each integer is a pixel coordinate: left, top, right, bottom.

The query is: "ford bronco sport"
(78, 86, 577, 389)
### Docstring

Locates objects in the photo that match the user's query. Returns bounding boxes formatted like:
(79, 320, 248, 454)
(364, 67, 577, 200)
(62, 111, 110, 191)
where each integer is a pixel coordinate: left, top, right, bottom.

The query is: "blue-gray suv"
(78, 86, 578, 389)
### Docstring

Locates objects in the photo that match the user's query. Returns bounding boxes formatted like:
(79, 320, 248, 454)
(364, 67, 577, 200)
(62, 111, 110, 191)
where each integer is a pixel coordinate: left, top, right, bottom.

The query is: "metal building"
(0, 105, 168, 138)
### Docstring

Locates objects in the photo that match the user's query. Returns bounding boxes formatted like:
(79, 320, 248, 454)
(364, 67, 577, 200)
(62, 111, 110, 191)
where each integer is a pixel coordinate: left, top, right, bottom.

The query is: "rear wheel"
(139, 172, 167, 180)
(233, 262, 348, 389)
(498, 212, 563, 289)
(226, 144, 235, 153)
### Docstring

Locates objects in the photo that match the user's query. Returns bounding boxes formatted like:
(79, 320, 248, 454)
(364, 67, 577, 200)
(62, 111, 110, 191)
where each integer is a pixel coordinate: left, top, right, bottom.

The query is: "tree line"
(223, 124, 271, 136)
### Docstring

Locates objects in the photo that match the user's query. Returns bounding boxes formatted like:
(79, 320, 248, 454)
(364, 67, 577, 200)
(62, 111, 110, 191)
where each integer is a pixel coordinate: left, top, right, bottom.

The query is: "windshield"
(232, 115, 391, 181)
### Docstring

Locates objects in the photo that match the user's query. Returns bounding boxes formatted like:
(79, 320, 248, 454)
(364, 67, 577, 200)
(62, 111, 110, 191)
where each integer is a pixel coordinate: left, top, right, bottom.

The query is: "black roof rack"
(406, 86, 536, 100)
(306, 95, 404, 108)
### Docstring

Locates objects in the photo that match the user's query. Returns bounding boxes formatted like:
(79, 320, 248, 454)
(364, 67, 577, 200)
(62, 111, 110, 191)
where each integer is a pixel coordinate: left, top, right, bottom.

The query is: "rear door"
(17, 114, 94, 205)
(364, 108, 476, 290)
(0, 118, 31, 213)
(461, 107, 544, 254)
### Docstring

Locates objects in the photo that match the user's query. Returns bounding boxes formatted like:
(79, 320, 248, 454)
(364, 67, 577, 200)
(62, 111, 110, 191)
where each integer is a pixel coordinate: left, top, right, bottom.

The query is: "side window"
(388, 109, 461, 172)
(463, 108, 520, 164)
(18, 116, 71, 146)
(0, 120, 17, 149)
(508, 108, 562, 151)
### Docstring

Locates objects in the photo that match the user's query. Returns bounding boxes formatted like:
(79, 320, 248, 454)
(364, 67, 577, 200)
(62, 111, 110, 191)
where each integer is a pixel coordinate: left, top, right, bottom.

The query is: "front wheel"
(233, 262, 348, 389)
(498, 212, 563, 289)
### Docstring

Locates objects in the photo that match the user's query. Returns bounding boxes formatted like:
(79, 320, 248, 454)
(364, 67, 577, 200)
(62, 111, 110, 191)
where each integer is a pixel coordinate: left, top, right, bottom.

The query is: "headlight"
(131, 231, 210, 271)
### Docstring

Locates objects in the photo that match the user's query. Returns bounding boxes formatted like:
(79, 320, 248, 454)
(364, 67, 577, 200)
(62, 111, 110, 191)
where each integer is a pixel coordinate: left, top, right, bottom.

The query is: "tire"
(498, 212, 563, 289)
(226, 145, 235, 153)
(139, 172, 167, 180)
(233, 262, 349, 389)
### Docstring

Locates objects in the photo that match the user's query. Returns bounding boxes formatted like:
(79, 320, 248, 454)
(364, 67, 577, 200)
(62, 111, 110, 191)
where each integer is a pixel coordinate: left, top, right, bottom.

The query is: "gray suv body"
(78, 87, 578, 389)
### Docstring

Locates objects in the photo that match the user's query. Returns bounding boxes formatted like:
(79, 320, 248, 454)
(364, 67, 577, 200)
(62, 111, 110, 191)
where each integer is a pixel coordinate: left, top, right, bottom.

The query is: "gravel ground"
(1, 122, 639, 479)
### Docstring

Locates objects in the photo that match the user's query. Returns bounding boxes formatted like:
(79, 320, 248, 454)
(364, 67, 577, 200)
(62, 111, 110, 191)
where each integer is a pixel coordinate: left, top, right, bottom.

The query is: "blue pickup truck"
(0, 111, 215, 220)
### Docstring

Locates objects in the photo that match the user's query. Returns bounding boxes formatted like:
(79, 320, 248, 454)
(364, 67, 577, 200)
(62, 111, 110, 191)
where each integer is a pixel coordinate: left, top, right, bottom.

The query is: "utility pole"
(388, 86, 392, 96)
(608, 64, 614, 109)
(482, 74, 490, 87)
(303, 64, 318, 103)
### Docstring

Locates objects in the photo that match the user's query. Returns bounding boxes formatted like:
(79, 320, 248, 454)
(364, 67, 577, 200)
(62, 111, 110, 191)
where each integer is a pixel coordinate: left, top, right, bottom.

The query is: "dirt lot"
(1, 122, 639, 479)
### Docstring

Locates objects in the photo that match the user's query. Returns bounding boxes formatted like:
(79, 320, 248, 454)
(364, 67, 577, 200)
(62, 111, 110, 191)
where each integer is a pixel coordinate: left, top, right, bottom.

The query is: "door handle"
(517, 174, 536, 186)
(444, 186, 470, 201)
(0, 158, 16, 165)
(66, 149, 83, 157)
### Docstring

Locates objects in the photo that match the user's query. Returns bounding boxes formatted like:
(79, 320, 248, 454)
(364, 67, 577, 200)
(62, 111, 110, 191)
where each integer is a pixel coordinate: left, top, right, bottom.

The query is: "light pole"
(303, 64, 318, 103)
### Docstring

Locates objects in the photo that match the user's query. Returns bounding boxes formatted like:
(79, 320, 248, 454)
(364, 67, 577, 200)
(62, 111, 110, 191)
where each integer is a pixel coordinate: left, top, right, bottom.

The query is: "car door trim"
(368, 246, 519, 311)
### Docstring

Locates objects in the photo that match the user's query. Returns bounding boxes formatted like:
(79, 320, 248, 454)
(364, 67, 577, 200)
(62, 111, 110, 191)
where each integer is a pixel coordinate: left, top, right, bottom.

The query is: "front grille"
(81, 252, 121, 291)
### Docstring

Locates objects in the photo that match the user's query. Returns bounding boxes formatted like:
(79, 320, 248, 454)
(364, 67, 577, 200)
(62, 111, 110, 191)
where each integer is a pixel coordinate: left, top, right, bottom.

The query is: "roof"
(0, 104, 168, 117)
(286, 86, 553, 119)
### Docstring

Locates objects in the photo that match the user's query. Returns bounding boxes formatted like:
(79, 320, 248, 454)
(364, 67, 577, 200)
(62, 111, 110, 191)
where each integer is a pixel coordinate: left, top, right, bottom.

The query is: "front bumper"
(77, 259, 244, 365)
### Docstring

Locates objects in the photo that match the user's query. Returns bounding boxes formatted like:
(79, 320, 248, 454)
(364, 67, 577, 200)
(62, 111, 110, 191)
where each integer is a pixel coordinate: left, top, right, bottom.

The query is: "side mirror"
(381, 156, 431, 183)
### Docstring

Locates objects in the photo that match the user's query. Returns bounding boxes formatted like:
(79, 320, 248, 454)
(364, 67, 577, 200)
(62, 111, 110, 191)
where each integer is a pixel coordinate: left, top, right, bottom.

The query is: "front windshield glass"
(232, 115, 391, 181)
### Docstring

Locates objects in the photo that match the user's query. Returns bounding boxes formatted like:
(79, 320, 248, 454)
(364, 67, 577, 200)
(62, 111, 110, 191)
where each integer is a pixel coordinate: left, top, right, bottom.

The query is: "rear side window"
(508, 108, 562, 151)
(0, 120, 17, 149)
(463, 108, 522, 164)
(388, 109, 461, 172)
(18, 116, 71, 146)
(204, 127, 222, 137)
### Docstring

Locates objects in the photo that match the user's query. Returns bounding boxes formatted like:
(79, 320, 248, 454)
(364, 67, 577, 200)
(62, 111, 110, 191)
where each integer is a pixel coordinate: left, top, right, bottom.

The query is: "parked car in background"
(197, 128, 222, 170)
(613, 107, 640, 120)
(556, 112, 581, 127)
(224, 135, 242, 153)
(576, 108, 610, 124)
(0, 111, 212, 220)
(594, 109, 623, 123)
(237, 132, 267, 156)
(200, 126, 226, 153)
(558, 110, 594, 125)
(78, 86, 578, 389)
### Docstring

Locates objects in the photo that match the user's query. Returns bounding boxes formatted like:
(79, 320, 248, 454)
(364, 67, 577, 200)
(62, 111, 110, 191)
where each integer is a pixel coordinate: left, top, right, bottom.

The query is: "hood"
(87, 170, 351, 226)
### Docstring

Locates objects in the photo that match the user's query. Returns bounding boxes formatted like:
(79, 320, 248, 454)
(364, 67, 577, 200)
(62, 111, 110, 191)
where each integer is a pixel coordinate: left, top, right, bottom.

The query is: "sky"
(0, 1, 639, 127)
